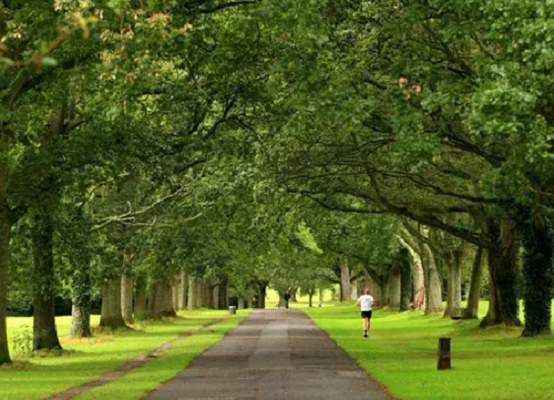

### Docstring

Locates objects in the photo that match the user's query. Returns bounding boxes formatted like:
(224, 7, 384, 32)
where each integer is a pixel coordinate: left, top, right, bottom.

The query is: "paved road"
(146, 309, 392, 400)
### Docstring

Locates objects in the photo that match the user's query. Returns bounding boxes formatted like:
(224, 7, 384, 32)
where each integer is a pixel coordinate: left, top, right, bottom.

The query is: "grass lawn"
(73, 315, 247, 400)
(305, 301, 554, 400)
(1, 310, 235, 400)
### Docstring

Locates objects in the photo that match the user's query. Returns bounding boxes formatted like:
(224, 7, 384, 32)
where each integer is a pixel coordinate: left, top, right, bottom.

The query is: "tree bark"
(390, 267, 401, 308)
(422, 243, 443, 315)
(290, 288, 298, 303)
(463, 247, 484, 319)
(211, 285, 219, 310)
(452, 249, 464, 319)
(399, 249, 412, 311)
(258, 281, 268, 309)
(32, 210, 62, 351)
(318, 287, 323, 307)
(444, 254, 454, 318)
(481, 218, 521, 327)
(340, 262, 351, 301)
(162, 277, 177, 317)
(247, 283, 254, 308)
(148, 278, 161, 319)
(518, 211, 553, 336)
(121, 274, 133, 324)
(202, 283, 212, 309)
(100, 276, 127, 328)
(238, 298, 245, 309)
(172, 273, 180, 311)
(380, 273, 391, 307)
(350, 279, 358, 300)
(278, 294, 285, 308)
(194, 282, 203, 308)
(308, 290, 314, 307)
(70, 267, 92, 338)
(134, 280, 147, 320)
(218, 278, 229, 309)
(187, 277, 195, 310)
(400, 238, 425, 310)
(0, 169, 12, 364)
(177, 271, 187, 310)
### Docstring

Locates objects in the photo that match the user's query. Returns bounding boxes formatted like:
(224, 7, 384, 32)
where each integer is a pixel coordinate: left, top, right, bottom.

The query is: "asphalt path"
(146, 308, 392, 400)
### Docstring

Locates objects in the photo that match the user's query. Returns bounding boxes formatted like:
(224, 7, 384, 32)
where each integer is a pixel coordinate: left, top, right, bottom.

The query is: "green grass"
(305, 301, 554, 400)
(2, 310, 231, 400)
(73, 314, 248, 400)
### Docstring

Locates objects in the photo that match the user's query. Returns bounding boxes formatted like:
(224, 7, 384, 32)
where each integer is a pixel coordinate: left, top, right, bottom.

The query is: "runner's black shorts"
(361, 310, 372, 319)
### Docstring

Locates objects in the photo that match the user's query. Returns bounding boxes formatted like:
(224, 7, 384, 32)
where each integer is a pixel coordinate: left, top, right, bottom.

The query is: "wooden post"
(438, 337, 451, 370)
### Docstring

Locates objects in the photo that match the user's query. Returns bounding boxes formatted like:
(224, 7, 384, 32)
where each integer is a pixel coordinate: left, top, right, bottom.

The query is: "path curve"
(146, 309, 393, 400)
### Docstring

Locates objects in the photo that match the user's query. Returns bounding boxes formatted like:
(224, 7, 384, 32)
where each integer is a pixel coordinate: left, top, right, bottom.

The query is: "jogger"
(357, 289, 374, 338)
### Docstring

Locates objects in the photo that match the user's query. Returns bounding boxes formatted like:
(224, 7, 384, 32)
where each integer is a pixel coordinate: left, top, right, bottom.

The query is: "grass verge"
(305, 301, 554, 400)
(2, 310, 229, 400)
(72, 314, 247, 400)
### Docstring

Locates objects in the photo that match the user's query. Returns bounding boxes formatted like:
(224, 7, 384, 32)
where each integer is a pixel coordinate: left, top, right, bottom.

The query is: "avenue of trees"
(1, 0, 553, 365)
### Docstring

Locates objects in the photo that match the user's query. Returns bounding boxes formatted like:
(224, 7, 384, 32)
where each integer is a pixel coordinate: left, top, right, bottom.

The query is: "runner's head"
(364, 289, 370, 295)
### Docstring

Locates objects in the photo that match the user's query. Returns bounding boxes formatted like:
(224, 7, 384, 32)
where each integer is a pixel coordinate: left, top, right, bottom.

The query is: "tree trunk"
(463, 247, 484, 319)
(350, 279, 358, 300)
(162, 277, 177, 317)
(390, 267, 401, 308)
(399, 249, 412, 311)
(100, 277, 127, 328)
(177, 271, 187, 310)
(210, 285, 218, 310)
(247, 283, 254, 308)
(403, 242, 425, 310)
(70, 267, 92, 338)
(443, 254, 455, 318)
(422, 243, 443, 315)
(481, 218, 521, 327)
(318, 287, 323, 307)
(194, 282, 203, 308)
(340, 263, 350, 301)
(518, 212, 553, 336)
(32, 210, 62, 351)
(0, 170, 12, 364)
(258, 281, 268, 309)
(308, 290, 314, 307)
(452, 249, 463, 319)
(202, 283, 212, 309)
(134, 281, 147, 320)
(218, 278, 229, 309)
(380, 273, 391, 307)
(121, 274, 133, 324)
(290, 288, 298, 303)
(187, 277, 195, 310)
(172, 273, 180, 311)
(238, 298, 245, 309)
(278, 294, 285, 308)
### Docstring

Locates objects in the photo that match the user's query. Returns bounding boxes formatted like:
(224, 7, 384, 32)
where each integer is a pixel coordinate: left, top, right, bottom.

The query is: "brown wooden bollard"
(438, 337, 451, 370)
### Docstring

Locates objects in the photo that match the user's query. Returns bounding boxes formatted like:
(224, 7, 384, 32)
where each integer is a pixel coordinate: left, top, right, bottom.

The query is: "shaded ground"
(146, 309, 392, 400)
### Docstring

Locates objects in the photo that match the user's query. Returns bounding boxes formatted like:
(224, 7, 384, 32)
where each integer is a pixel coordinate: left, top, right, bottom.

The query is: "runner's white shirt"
(358, 295, 374, 311)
